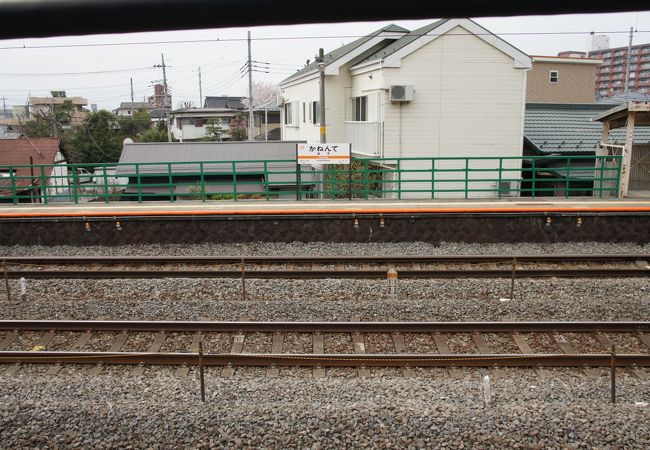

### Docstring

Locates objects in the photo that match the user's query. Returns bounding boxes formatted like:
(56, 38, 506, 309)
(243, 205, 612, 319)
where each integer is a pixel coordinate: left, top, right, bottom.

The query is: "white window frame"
(311, 101, 320, 125)
(284, 102, 293, 125)
(549, 70, 559, 84)
(352, 96, 368, 121)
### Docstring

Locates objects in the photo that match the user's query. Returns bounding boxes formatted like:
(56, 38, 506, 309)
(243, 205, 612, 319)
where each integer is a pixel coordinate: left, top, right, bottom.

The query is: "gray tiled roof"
(360, 19, 448, 63)
(524, 103, 650, 154)
(596, 92, 650, 104)
(280, 24, 409, 84)
(203, 96, 246, 110)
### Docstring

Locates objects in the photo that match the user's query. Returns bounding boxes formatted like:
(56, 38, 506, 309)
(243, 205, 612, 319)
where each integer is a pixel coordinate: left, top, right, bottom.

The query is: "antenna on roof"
(22, 135, 43, 157)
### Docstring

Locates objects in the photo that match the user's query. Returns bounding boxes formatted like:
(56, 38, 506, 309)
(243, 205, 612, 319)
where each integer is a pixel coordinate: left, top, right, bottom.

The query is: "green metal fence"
(0, 155, 622, 204)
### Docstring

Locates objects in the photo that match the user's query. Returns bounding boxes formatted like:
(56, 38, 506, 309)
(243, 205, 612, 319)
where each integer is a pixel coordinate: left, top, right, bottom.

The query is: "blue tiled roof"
(524, 103, 650, 154)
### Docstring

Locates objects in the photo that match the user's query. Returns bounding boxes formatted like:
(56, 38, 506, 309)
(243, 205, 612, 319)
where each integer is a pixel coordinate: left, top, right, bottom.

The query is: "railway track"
(1, 320, 649, 373)
(2, 254, 649, 279)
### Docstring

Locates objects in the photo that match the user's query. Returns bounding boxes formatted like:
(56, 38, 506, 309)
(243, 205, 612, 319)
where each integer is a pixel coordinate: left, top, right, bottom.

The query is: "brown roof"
(0, 138, 61, 195)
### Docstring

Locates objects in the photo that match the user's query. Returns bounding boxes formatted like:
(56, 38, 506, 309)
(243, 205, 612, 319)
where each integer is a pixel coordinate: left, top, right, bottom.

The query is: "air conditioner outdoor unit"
(276, 95, 285, 107)
(389, 85, 414, 102)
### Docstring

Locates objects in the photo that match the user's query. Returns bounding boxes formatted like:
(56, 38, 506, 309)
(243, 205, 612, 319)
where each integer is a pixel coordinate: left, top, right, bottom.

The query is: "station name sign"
(297, 143, 350, 165)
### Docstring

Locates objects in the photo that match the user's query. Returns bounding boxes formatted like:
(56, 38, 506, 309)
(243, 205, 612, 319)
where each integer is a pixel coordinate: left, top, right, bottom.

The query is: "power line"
(1, 29, 649, 50)
(0, 67, 155, 76)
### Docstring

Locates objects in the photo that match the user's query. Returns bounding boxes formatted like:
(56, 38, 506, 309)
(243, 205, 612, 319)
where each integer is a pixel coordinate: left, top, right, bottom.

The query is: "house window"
(549, 70, 559, 83)
(352, 96, 368, 121)
(0, 169, 15, 178)
(302, 102, 306, 123)
(284, 102, 293, 125)
(311, 101, 320, 125)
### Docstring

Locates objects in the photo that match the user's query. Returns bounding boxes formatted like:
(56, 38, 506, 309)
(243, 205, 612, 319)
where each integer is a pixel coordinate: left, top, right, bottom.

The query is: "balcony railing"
(344, 121, 381, 156)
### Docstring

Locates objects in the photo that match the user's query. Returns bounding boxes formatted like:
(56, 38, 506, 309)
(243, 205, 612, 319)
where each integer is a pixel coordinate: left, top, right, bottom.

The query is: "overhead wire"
(0, 29, 649, 50)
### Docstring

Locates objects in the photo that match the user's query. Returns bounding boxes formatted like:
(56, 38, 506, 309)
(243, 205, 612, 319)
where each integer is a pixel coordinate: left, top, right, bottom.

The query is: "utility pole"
(623, 27, 634, 96)
(198, 67, 203, 107)
(130, 78, 134, 115)
(318, 48, 326, 143)
(247, 31, 254, 141)
(161, 53, 172, 142)
(50, 97, 56, 137)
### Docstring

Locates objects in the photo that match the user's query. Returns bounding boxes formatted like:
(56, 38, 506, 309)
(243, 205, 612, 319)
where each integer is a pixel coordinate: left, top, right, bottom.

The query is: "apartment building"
(589, 42, 650, 99)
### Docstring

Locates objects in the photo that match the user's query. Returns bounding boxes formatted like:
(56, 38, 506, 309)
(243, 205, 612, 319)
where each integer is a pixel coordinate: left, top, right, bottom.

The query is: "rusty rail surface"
(1, 320, 649, 333)
(2, 254, 649, 264)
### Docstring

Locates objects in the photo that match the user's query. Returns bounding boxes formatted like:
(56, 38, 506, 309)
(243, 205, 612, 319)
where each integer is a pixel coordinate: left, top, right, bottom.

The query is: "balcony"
(344, 121, 382, 157)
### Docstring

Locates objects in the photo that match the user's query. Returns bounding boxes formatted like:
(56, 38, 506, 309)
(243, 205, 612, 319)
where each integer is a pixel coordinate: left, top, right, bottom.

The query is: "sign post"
(297, 143, 351, 200)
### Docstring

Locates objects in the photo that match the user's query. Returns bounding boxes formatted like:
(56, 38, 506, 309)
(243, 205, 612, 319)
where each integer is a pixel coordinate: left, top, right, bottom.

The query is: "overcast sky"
(0, 11, 648, 112)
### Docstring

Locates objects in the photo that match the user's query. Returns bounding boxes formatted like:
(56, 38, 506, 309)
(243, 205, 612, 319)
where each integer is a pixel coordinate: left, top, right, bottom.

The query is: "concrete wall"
(527, 61, 598, 103)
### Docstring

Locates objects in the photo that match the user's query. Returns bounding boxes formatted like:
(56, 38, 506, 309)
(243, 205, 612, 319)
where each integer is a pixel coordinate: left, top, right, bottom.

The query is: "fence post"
(8, 167, 17, 205)
(103, 164, 110, 203)
(168, 162, 174, 202)
(464, 158, 469, 199)
(348, 160, 353, 201)
(136, 164, 142, 203)
(232, 161, 237, 201)
(431, 158, 436, 199)
(565, 157, 571, 198)
(39, 166, 48, 205)
(397, 159, 402, 200)
(296, 164, 302, 201)
(264, 161, 270, 201)
(200, 162, 206, 202)
(71, 164, 79, 204)
(531, 159, 537, 199)
(497, 158, 503, 199)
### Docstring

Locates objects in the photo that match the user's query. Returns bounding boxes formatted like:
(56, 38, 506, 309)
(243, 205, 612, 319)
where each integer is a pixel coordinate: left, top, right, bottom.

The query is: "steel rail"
(4, 268, 650, 279)
(2, 254, 649, 265)
(1, 351, 649, 368)
(1, 320, 648, 333)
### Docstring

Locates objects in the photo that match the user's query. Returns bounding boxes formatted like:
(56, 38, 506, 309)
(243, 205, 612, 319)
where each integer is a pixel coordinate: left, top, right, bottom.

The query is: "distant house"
(204, 96, 246, 110)
(523, 103, 650, 195)
(113, 102, 154, 117)
(253, 99, 281, 141)
(279, 18, 531, 198)
(0, 119, 20, 139)
(0, 138, 68, 203)
(526, 54, 603, 103)
(115, 141, 312, 201)
(28, 93, 87, 126)
(170, 96, 281, 141)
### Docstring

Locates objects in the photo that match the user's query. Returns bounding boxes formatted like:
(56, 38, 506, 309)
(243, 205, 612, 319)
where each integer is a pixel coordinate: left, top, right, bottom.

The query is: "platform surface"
(1, 198, 650, 218)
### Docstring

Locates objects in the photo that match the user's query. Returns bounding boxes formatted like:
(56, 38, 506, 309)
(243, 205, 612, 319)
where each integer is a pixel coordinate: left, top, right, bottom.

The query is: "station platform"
(0, 198, 649, 245)
(1, 198, 650, 219)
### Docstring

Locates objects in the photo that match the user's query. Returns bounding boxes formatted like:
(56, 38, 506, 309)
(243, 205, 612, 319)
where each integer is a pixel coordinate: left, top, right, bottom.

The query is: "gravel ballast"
(1, 241, 649, 447)
(1, 368, 650, 448)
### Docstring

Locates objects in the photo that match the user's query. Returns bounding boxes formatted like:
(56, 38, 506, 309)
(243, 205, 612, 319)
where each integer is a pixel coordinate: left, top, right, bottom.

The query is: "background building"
(589, 42, 650, 99)
(526, 54, 602, 103)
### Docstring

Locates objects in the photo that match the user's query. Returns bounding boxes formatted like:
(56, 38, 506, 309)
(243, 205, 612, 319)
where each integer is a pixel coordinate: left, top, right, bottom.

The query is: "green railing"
(0, 155, 622, 204)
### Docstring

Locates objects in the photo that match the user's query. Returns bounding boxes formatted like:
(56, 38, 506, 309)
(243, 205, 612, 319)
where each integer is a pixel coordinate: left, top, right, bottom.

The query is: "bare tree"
(177, 100, 195, 109)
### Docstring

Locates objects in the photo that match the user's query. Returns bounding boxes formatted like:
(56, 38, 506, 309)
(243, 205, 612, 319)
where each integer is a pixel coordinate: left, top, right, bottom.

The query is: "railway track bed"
(2, 254, 649, 279)
(2, 320, 650, 376)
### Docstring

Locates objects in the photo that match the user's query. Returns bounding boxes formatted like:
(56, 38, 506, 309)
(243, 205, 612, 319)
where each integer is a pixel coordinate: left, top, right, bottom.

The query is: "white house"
(279, 19, 532, 198)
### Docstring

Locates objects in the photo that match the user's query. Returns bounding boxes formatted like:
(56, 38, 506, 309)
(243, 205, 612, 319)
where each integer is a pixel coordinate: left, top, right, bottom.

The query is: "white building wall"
(379, 26, 527, 198)
(280, 74, 349, 143)
(280, 76, 321, 142)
